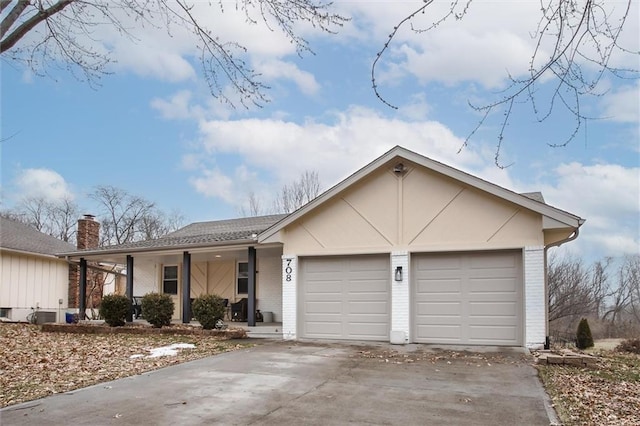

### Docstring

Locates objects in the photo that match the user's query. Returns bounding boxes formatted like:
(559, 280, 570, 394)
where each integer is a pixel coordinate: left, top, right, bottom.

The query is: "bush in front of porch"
(141, 293, 174, 328)
(99, 294, 130, 327)
(192, 294, 226, 330)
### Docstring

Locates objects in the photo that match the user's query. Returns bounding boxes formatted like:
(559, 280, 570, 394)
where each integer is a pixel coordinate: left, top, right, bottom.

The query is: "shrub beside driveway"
(0, 323, 247, 407)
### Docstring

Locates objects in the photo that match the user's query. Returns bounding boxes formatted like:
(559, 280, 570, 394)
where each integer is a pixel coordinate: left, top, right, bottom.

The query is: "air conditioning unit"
(36, 311, 57, 324)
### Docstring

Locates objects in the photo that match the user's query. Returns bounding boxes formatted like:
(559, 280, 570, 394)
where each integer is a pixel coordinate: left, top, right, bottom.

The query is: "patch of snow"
(129, 343, 196, 359)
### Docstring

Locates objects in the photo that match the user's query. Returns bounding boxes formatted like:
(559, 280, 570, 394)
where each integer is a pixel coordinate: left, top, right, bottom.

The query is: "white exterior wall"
(281, 255, 297, 340)
(257, 255, 282, 322)
(524, 246, 546, 349)
(390, 251, 410, 343)
(133, 260, 158, 296)
(0, 251, 69, 322)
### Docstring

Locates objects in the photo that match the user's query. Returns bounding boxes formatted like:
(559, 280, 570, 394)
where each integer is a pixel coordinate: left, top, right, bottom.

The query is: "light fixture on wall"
(395, 266, 403, 282)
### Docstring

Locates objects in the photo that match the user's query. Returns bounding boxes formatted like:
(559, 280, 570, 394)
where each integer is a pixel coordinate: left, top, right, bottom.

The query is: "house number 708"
(285, 259, 293, 282)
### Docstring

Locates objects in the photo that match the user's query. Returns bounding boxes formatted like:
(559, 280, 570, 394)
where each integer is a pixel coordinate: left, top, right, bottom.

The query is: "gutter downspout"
(543, 225, 582, 349)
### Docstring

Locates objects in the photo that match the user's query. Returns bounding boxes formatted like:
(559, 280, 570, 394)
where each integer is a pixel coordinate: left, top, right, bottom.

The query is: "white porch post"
(282, 255, 298, 340)
(391, 251, 410, 344)
(524, 246, 545, 349)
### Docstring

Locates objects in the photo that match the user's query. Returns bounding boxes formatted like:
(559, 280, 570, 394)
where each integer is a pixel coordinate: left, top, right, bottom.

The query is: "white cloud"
(15, 169, 74, 202)
(257, 59, 321, 95)
(538, 162, 640, 259)
(601, 82, 640, 123)
(189, 168, 235, 203)
(185, 106, 522, 210)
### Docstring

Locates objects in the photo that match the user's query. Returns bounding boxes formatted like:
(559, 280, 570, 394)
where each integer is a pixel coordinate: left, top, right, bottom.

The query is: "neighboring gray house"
(0, 217, 75, 322)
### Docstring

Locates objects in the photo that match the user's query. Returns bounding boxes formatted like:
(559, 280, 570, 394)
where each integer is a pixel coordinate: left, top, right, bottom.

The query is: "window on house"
(163, 265, 178, 295)
(237, 262, 248, 294)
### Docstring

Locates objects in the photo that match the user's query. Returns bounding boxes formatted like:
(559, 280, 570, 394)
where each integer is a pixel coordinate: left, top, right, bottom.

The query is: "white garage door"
(300, 255, 390, 341)
(413, 251, 522, 346)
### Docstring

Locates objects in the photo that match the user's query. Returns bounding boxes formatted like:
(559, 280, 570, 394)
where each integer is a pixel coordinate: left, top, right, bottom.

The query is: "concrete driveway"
(1, 340, 555, 425)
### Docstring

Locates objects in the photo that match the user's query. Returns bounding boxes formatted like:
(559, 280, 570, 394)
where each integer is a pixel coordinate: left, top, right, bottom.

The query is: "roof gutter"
(56, 238, 259, 259)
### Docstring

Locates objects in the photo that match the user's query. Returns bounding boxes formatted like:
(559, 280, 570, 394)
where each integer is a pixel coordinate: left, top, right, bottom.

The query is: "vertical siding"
(206, 260, 234, 300)
(257, 255, 282, 322)
(524, 246, 546, 349)
(282, 255, 298, 339)
(191, 262, 207, 297)
(132, 260, 158, 295)
(0, 252, 69, 321)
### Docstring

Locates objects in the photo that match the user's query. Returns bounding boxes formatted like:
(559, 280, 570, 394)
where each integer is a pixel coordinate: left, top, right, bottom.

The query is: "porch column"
(247, 246, 256, 326)
(126, 255, 134, 322)
(182, 251, 191, 323)
(79, 258, 87, 320)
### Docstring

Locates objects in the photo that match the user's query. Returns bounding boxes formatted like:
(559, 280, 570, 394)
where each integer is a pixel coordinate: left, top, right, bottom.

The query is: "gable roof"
(259, 146, 584, 242)
(58, 214, 287, 257)
(0, 217, 76, 257)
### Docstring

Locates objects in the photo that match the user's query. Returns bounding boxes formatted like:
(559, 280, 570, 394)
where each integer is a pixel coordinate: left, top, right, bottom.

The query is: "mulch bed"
(42, 322, 247, 338)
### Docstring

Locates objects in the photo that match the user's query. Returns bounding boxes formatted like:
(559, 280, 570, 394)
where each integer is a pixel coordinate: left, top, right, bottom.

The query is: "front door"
(162, 265, 181, 320)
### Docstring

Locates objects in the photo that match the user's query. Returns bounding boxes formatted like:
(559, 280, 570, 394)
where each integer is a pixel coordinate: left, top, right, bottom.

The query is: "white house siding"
(257, 255, 282, 322)
(0, 251, 69, 322)
(282, 255, 298, 340)
(524, 246, 546, 349)
(133, 260, 158, 296)
(391, 251, 410, 343)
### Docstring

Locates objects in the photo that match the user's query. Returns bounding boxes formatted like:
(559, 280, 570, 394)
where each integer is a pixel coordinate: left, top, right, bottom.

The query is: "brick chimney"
(77, 214, 100, 250)
(69, 215, 101, 308)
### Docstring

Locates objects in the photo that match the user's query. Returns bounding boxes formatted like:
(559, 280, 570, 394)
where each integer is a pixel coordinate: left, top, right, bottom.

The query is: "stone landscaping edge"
(41, 323, 248, 339)
(535, 349, 598, 367)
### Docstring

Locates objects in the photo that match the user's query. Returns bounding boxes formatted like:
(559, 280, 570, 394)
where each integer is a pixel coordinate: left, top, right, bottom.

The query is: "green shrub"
(141, 293, 174, 328)
(192, 294, 226, 330)
(99, 294, 130, 327)
(576, 318, 594, 350)
(615, 338, 640, 354)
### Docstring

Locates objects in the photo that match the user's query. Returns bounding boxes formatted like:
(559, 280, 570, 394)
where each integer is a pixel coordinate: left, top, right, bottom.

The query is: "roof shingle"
(59, 214, 287, 255)
(0, 217, 76, 256)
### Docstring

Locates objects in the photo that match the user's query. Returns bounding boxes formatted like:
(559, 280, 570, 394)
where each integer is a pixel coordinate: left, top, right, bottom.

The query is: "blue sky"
(1, 1, 638, 262)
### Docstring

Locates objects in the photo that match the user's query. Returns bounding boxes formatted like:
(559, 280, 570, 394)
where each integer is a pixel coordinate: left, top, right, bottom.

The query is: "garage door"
(413, 251, 522, 346)
(300, 255, 390, 341)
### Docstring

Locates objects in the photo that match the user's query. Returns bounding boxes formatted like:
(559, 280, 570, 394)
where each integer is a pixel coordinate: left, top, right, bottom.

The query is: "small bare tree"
(548, 253, 595, 324)
(239, 191, 265, 217)
(2, 195, 79, 242)
(91, 185, 185, 245)
(273, 170, 321, 213)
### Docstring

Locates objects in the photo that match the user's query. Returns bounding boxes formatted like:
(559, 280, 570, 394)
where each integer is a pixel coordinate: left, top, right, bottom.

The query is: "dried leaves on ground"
(538, 350, 640, 426)
(0, 323, 247, 407)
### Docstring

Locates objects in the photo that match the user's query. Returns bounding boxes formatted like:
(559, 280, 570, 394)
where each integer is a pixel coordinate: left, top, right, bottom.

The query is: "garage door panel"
(305, 301, 342, 314)
(416, 279, 461, 293)
(348, 301, 388, 314)
(469, 325, 518, 342)
(469, 301, 517, 316)
(416, 256, 462, 270)
(305, 322, 343, 337)
(417, 325, 461, 340)
(348, 279, 388, 293)
(301, 255, 390, 341)
(469, 253, 518, 269)
(470, 277, 518, 292)
(417, 302, 461, 316)
(348, 322, 389, 338)
(413, 251, 522, 346)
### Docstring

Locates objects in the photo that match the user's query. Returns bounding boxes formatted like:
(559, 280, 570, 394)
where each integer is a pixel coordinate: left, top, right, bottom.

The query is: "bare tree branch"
(373, 0, 639, 158)
(1, 0, 346, 106)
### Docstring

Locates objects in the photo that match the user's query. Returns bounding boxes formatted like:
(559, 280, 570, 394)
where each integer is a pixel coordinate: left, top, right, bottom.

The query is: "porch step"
(245, 325, 283, 339)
